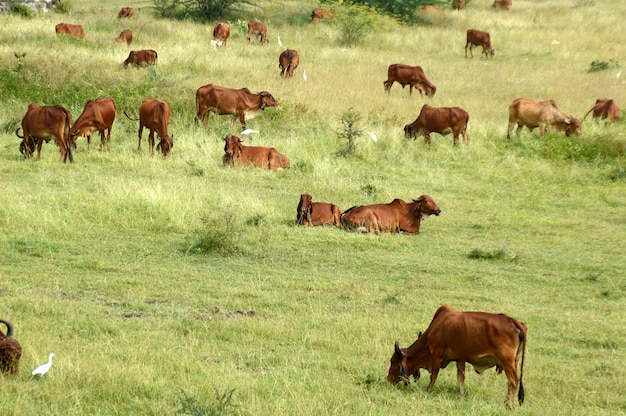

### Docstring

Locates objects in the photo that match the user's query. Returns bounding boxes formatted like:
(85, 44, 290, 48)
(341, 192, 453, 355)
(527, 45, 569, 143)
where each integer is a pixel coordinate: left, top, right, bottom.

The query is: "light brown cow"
(279, 49, 300, 78)
(118, 7, 135, 18)
(222, 135, 289, 170)
(311, 7, 333, 22)
(507, 98, 576, 139)
(0, 319, 21, 377)
(195, 84, 278, 128)
(404, 104, 470, 145)
(16, 104, 74, 163)
(123, 49, 157, 68)
(453, 0, 466, 10)
(465, 29, 494, 58)
(388, 305, 527, 409)
(341, 196, 441, 235)
(247, 20, 267, 44)
(418, 5, 445, 12)
(213, 22, 230, 47)
(492, 0, 512, 10)
(384, 64, 436, 98)
(296, 194, 341, 227)
(70, 98, 116, 151)
(55, 23, 85, 39)
(583, 98, 620, 123)
(115, 29, 133, 45)
(126, 99, 174, 157)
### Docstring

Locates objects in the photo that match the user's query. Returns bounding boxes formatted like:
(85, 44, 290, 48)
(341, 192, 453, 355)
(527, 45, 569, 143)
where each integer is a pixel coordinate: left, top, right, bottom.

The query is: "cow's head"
(157, 135, 174, 158)
(296, 194, 313, 225)
(223, 135, 243, 159)
(258, 91, 278, 110)
(565, 117, 582, 137)
(413, 195, 441, 220)
(425, 85, 436, 99)
(404, 123, 417, 139)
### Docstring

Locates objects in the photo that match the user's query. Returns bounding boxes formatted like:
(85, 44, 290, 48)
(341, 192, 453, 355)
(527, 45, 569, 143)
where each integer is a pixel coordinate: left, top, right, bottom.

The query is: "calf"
(384, 64, 436, 98)
(247, 20, 267, 44)
(222, 135, 289, 170)
(115, 29, 133, 45)
(465, 29, 494, 58)
(279, 49, 300, 78)
(123, 49, 158, 68)
(296, 194, 341, 227)
(55, 23, 85, 39)
(213, 22, 230, 47)
(70, 98, 116, 151)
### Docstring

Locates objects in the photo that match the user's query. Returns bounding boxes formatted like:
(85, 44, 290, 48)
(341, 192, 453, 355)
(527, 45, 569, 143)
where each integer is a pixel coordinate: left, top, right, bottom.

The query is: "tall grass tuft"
(175, 388, 240, 416)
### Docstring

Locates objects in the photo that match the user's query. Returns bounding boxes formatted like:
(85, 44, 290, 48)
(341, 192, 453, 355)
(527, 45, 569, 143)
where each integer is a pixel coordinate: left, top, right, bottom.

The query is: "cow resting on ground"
(222, 135, 289, 170)
(311, 7, 333, 22)
(247, 21, 267, 44)
(213, 22, 230, 47)
(341, 195, 440, 235)
(404, 104, 470, 145)
(16, 104, 74, 163)
(296, 194, 341, 227)
(507, 98, 579, 139)
(493, 0, 512, 10)
(583, 98, 620, 123)
(384, 64, 436, 98)
(115, 29, 132, 45)
(125, 99, 174, 157)
(123, 49, 157, 68)
(279, 49, 300, 78)
(0, 319, 21, 376)
(70, 98, 116, 151)
(55, 23, 85, 38)
(465, 29, 494, 58)
(388, 305, 527, 409)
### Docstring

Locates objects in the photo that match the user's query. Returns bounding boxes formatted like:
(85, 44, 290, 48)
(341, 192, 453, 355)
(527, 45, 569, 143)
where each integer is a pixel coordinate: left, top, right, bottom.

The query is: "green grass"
(1, 0, 625, 415)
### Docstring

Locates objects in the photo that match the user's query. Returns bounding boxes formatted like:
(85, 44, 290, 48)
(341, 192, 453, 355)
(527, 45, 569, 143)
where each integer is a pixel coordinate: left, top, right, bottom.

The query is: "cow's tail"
(15, 128, 24, 138)
(582, 106, 594, 122)
(124, 110, 140, 121)
(516, 321, 527, 406)
(0, 318, 14, 338)
(62, 107, 74, 163)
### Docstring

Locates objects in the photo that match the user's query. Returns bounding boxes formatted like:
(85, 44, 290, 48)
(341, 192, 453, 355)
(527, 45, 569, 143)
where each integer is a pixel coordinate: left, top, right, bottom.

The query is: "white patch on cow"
(244, 108, 262, 120)
(421, 213, 431, 221)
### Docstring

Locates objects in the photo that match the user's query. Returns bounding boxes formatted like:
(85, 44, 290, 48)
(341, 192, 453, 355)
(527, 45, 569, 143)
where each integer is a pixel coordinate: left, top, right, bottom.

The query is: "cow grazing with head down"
(311, 7, 333, 22)
(55, 23, 85, 39)
(388, 305, 527, 409)
(0, 319, 21, 376)
(507, 98, 578, 139)
(384, 64, 436, 98)
(222, 135, 289, 170)
(583, 98, 620, 124)
(195, 84, 278, 128)
(125, 99, 173, 157)
(279, 49, 300, 78)
(341, 195, 440, 235)
(404, 105, 470, 145)
(118, 7, 135, 18)
(213, 22, 230, 47)
(123, 49, 157, 68)
(465, 29, 494, 58)
(492, 0, 512, 10)
(70, 98, 116, 152)
(296, 194, 341, 227)
(115, 29, 133, 45)
(247, 20, 267, 44)
(16, 104, 74, 163)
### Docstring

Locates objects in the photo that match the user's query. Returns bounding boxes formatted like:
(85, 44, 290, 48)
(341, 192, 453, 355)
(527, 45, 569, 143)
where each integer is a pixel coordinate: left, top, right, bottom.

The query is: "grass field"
(0, 0, 625, 415)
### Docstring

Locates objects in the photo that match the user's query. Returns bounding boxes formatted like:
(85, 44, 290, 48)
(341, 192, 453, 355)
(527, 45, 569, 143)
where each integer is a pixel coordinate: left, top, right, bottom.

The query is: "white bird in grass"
(240, 129, 259, 135)
(32, 352, 55, 377)
(617, 69, 622, 79)
(367, 132, 378, 142)
(277, 36, 283, 47)
(303, 69, 308, 82)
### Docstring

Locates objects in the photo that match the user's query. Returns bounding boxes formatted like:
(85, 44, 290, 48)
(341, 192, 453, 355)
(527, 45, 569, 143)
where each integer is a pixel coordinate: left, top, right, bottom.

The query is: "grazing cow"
(384, 64, 436, 98)
(213, 22, 230, 47)
(492, 0, 512, 10)
(247, 20, 267, 44)
(418, 5, 445, 12)
(296, 194, 341, 227)
(279, 49, 300, 78)
(70, 98, 116, 152)
(453, 0, 466, 10)
(507, 98, 577, 139)
(195, 84, 278, 128)
(583, 98, 620, 123)
(388, 305, 527, 409)
(115, 29, 133, 45)
(118, 7, 135, 18)
(55, 23, 85, 39)
(16, 104, 74, 163)
(0, 319, 21, 376)
(311, 7, 333, 22)
(125, 99, 174, 157)
(404, 104, 470, 145)
(222, 135, 289, 170)
(123, 49, 158, 68)
(341, 195, 440, 235)
(465, 29, 494, 58)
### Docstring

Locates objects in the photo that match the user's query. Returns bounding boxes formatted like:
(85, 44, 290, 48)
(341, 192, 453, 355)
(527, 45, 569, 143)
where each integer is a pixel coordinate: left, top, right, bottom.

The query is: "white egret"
(240, 129, 259, 135)
(277, 36, 283, 47)
(32, 352, 54, 376)
(617, 70, 622, 79)
(303, 69, 308, 82)
(367, 132, 378, 142)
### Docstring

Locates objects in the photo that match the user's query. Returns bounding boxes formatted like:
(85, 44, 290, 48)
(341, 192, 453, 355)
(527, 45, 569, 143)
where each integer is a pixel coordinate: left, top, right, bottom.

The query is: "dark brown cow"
(70, 98, 116, 151)
(126, 99, 174, 157)
(0, 319, 21, 376)
(384, 64, 436, 98)
(296, 194, 341, 227)
(507, 98, 576, 139)
(583, 98, 620, 123)
(222, 135, 289, 170)
(465, 29, 494, 58)
(341, 195, 441, 235)
(115, 29, 133, 45)
(279, 49, 300, 78)
(118, 7, 135, 18)
(492, 0, 512, 10)
(404, 104, 470, 145)
(213, 22, 230, 47)
(453, 0, 466, 10)
(388, 305, 527, 409)
(55, 23, 85, 39)
(123, 49, 157, 68)
(16, 104, 74, 163)
(311, 7, 333, 22)
(195, 84, 278, 128)
(247, 20, 267, 44)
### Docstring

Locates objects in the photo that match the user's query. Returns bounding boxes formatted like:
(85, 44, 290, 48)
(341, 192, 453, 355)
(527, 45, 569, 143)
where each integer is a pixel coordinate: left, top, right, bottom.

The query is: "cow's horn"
(394, 340, 404, 358)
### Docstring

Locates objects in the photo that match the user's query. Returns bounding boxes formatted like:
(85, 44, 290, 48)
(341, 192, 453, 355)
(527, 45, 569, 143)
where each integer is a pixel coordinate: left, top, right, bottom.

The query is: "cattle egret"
(617, 70, 622, 79)
(303, 70, 308, 82)
(240, 129, 259, 135)
(367, 132, 378, 142)
(277, 35, 283, 47)
(32, 352, 54, 376)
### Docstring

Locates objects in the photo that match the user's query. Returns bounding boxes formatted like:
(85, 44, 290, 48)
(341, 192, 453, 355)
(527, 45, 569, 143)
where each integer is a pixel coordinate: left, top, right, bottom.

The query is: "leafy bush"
(336, 108, 363, 156)
(588, 59, 619, 72)
(323, 0, 448, 22)
(10, 3, 33, 17)
(152, 0, 250, 21)
(54, 0, 73, 14)
(187, 210, 244, 256)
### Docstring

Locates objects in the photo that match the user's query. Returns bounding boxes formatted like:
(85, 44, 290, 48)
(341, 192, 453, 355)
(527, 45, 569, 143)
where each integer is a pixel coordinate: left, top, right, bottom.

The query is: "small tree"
(337, 108, 364, 156)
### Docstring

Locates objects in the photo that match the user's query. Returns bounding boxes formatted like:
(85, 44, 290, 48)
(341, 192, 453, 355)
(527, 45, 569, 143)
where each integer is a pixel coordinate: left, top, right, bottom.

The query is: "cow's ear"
(418, 331, 423, 338)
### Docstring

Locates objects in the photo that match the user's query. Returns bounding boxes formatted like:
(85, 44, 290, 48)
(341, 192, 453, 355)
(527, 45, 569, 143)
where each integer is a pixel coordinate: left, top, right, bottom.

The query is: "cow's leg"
(539, 123, 546, 138)
(148, 130, 155, 156)
(137, 125, 143, 150)
(456, 362, 466, 396)
(453, 132, 459, 146)
(238, 112, 247, 129)
(502, 363, 518, 409)
(464, 42, 469, 58)
(424, 133, 432, 145)
(87, 135, 92, 151)
(515, 123, 524, 138)
(427, 358, 442, 392)
(468, 44, 474, 58)
(36, 138, 43, 160)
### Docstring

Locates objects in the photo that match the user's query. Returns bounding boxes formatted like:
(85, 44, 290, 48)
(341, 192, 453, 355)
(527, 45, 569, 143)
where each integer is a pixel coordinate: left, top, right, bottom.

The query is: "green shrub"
(10, 3, 33, 17)
(336, 108, 363, 156)
(175, 388, 240, 416)
(588, 59, 619, 72)
(54, 0, 73, 14)
(187, 210, 244, 256)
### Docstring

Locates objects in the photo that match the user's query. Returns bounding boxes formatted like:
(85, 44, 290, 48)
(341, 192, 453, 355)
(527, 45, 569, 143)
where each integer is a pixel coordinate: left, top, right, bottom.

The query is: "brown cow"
(311, 7, 333, 22)
(493, 0, 512, 10)
(453, 0, 466, 10)
(296, 194, 341, 227)
(388, 305, 527, 409)
(70, 98, 116, 152)
(341, 195, 440, 235)
(0, 319, 21, 376)
(123, 49, 157, 68)
(247, 20, 267, 44)
(118, 7, 135, 18)
(404, 104, 470, 145)
(384, 64, 436, 98)
(583, 98, 620, 123)
(213, 22, 230, 47)
(115, 29, 133, 45)
(195, 84, 278, 128)
(125, 99, 174, 157)
(55, 23, 85, 39)
(507, 98, 577, 139)
(279, 49, 300, 78)
(418, 5, 445, 12)
(16, 104, 74, 163)
(222, 135, 289, 170)
(465, 29, 494, 58)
